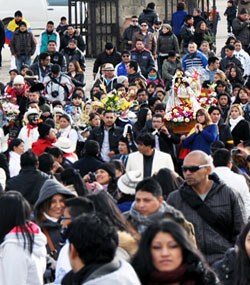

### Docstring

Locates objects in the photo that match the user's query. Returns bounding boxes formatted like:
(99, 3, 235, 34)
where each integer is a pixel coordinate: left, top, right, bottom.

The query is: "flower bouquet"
(196, 85, 217, 109)
(0, 95, 20, 121)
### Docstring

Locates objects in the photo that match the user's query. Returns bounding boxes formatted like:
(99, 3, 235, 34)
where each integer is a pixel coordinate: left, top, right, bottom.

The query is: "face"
(47, 194, 65, 219)
(234, 87, 240, 97)
(47, 128, 56, 140)
(196, 112, 206, 124)
(15, 16, 22, 22)
(96, 169, 111, 185)
(136, 41, 144, 51)
(218, 95, 228, 106)
(135, 190, 162, 215)
(85, 104, 91, 114)
(59, 117, 70, 129)
(69, 42, 77, 49)
(214, 74, 220, 82)
(188, 43, 197, 54)
(47, 24, 54, 33)
(200, 42, 209, 52)
(137, 91, 148, 102)
(19, 25, 27, 32)
(61, 207, 72, 228)
(230, 106, 240, 119)
(210, 60, 219, 70)
(146, 109, 152, 120)
(72, 97, 82, 106)
(21, 67, 29, 76)
(156, 92, 165, 101)
(152, 117, 164, 130)
(29, 92, 40, 102)
(162, 27, 169, 34)
(210, 110, 221, 123)
(106, 48, 114, 55)
(147, 85, 156, 95)
(91, 115, 101, 127)
(230, 68, 237, 78)
(119, 141, 128, 155)
(187, 17, 194, 25)
(183, 154, 211, 187)
(155, 109, 165, 117)
(122, 53, 130, 63)
(151, 232, 183, 272)
(14, 142, 24, 155)
(140, 23, 148, 32)
(239, 89, 249, 103)
(68, 26, 74, 35)
(225, 48, 233, 58)
(217, 84, 226, 93)
(104, 69, 114, 79)
(14, 84, 24, 93)
(132, 18, 138, 26)
(235, 42, 242, 52)
(103, 112, 115, 127)
(10, 71, 18, 81)
(149, 69, 157, 77)
(138, 143, 152, 155)
(41, 56, 50, 67)
(200, 22, 206, 30)
(245, 231, 250, 258)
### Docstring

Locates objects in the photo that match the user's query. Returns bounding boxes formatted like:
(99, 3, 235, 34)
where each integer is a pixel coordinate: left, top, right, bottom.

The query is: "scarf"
(129, 201, 168, 235)
(27, 123, 38, 137)
(43, 212, 58, 223)
(148, 264, 195, 285)
(60, 125, 71, 138)
(229, 116, 244, 131)
(148, 75, 157, 80)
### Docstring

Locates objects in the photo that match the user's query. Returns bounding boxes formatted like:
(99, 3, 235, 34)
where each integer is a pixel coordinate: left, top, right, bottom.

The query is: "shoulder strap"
(180, 187, 232, 243)
(42, 227, 58, 260)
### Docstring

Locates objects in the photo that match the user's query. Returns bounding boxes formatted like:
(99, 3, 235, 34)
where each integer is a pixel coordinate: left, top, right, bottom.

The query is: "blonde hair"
(215, 71, 226, 81)
(226, 104, 243, 124)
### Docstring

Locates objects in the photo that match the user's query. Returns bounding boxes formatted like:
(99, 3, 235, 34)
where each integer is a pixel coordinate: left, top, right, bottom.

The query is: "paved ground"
(0, 0, 228, 95)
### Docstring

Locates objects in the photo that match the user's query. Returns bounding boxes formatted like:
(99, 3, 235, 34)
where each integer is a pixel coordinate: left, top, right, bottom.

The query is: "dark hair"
(155, 103, 166, 111)
(234, 222, 250, 284)
(52, 100, 63, 108)
(225, 36, 236, 45)
(122, 50, 130, 56)
(128, 60, 138, 72)
(47, 20, 54, 26)
(196, 108, 212, 127)
(208, 56, 219, 65)
(195, 21, 208, 33)
(0, 191, 34, 253)
(152, 113, 164, 121)
(134, 108, 149, 130)
(83, 140, 100, 156)
(137, 88, 148, 96)
(217, 92, 231, 105)
(65, 213, 118, 265)
(132, 219, 212, 284)
(110, 159, 125, 175)
(60, 169, 88, 196)
(228, 66, 243, 86)
(208, 105, 222, 115)
(0, 153, 10, 180)
(147, 81, 157, 89)
(51, 64, 61, 74)
(8, 138, 24, 151)
(136, 177, 162, 198)
(225, 44, 235, 51)
(38, 153, 54, 174)
(137, 132, 155, 148)
(184, 14, 193, 22)
(21, 150, 38, 168)
(45, 147, 64, 158)
(88, 191, 129, 232)
(68, 61, 83, 73)
(59, 113, 71, 123)
(61, 16, 67, 21)
(210, 140, 225, 155)
(65, 197, 95, 217)
(89, 112, 100, 122)
(213, 148, 231, 166)
(39, 52, 50, 61)
(177, 2, 185, 10)
(234, 87, 249, 105)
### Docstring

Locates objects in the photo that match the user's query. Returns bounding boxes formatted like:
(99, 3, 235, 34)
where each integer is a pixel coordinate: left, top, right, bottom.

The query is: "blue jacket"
(131, 48, 155, 77)
(182, 124, 219, 154)
(182, 51, 208, 71)
(116, 62, 128, 76)
(172, 10, 188, 35)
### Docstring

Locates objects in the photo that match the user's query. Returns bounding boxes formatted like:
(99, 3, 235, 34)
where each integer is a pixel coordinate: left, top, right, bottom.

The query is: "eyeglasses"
(122, 55, 130, 58)
(132, 20, 138, 22)
(58, 216, 73, 223)
(182, 164, 210, 173)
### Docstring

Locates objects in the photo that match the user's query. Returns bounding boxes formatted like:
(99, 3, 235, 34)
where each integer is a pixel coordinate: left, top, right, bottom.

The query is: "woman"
(132, 108, 151, 140)
(132, 219, 219, 285)
(89, 112, 101, 129)
(0, 153, 9, 190)
(34, 179, 75, 257)
(226, 104, 250, 145)
(67, 61, 84, 87)
(146, 67, 165, 87)
(227, 66, 244, 89)
(234, 87, 249, 110)
(194, 21, 214, 48)
(220, 36, 236, 58)
(182, 108, 218, 155)
(58, 114, 78, 145)
(0, 191, 47, 285)
(84, 162, 119, 200)
(217, 92, 231, 122)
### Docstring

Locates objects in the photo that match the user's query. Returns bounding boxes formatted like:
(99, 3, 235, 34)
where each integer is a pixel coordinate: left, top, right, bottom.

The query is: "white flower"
(173, 118, 178, 122)
(178, 117, 184, 122)
(185, 118, 190, 123)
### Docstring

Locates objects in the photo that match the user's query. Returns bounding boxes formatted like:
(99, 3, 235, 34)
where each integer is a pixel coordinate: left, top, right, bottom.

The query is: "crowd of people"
(0, 2, 250, 284)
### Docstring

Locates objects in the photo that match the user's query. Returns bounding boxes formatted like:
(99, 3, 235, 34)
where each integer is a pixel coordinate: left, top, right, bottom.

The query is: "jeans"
(15, 56, 31, 72)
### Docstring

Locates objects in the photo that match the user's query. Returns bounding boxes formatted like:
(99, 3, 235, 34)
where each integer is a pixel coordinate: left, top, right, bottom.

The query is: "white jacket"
(0, 222, 47, 285)
(234, 50, 250, 76)
(9, 151, 21, 177)
(213, 167, 250, 219)
(126, 149, 174, 177)
(18, 125, 39, 152)
(54, 241, 71, 284)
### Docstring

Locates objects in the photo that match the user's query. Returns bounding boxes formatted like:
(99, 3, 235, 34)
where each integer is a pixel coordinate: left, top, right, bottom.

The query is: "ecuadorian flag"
(5, 18, 32, 44)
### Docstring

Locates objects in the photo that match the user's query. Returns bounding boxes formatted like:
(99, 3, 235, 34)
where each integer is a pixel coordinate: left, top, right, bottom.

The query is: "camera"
(89, 172, 96, 182)
(51, 90, 59, 98)
(231, 149, 241, 155)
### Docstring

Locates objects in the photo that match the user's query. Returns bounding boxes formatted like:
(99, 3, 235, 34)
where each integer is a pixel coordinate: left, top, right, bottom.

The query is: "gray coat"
(157, 32, 179, 54)
(167, 175, 245, 265)
(232, 16, 250, 46)
(162, 58, 182, 84)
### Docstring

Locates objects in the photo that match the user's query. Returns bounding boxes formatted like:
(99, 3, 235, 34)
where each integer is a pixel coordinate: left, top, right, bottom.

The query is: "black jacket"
(230, 119, 250, 146)
(88, 125, 123, 156)
(217, 122, 234, 150)
(127, 71, 146, 84)
(157, 31, 179, 54)
(138, 7, 159, 27)
(60, 47, 86, 71)
(232, 16, 250, 46)
(60, 29, 85, 52)
(73, 154, 103, 177)
(93, 49, 122, 74)
(0, 20, 5, 48)
(219, 55, 243, 73)
(122, 25, 141, 50)
(6, 166, 49, 206)
(180, 23, 194, 48)
(167, 174, 244, 265)
(50, 51, 67, 72)
(130, 48, 155, 77)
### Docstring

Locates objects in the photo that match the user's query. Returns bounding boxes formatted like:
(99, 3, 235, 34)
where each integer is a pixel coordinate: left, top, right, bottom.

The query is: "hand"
(154, 54, 158, 59)
(160, 126, 170, 136)
(51, 161, 61, 174)
(128, 41, 132, 44)
(180, 134, 187, 141)
(108, 151, 115, 158)
(83, 172, 91, 183)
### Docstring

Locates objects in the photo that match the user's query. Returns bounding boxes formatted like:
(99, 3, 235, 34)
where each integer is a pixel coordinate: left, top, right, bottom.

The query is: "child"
(224, 0, 237, 34)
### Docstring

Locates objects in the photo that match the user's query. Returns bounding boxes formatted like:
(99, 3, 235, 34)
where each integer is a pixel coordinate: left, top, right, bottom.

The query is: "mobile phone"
(231, 149, 241, 155)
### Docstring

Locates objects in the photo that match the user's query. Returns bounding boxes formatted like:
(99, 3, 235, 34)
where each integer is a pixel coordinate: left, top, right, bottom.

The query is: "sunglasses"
(182, 164, 210, 173)
(141, 24, 148, 27)
(122, 55, 130, 58)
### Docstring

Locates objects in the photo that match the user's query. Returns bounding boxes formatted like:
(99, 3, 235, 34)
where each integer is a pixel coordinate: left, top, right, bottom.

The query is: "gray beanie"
(162, 23, 172, 32)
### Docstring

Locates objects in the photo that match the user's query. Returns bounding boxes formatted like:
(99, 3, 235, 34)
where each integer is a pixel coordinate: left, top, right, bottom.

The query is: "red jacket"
(32, 139, 54, 156)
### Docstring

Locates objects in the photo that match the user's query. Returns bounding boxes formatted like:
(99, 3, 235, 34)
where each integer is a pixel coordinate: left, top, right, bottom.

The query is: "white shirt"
(18, 125, 39, 152)
(54, 241, 71, 284)
(101, 127, 111, 162)
(9, 151, 21, 178)
(234, 50, 250, 76)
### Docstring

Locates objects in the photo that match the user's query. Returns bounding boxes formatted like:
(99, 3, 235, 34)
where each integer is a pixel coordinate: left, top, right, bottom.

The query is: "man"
(193, 8, 207, 28)
(180, 14, 194, 52)
(127, 60, 146, 84)
(167, 150, 244, 264)
(126, 177, 196, 243)
(208, 106, 234, 149)
(219, 44, 243, 72)
(56, 16, 68, 38)
(93, 63, 117, 93)
(30, 52, 51, 82)
(60, 38, 86, 71)
(43, 64, 74, 104)
(93, 42, 122, 79)
(138, 2, 159, 28)
(115, 50, 130, 76)
(60, 24, 85, 52)
(232, 8, 250, 51)
(212, 148, 250, 219)
(203, 56, 222, 81)
(0, 19, 5, 68)
(73, 140, 103, 177)
(54, 197, 95, 284)
(88, 110, 123, 162)
(47, 40, 66, 72)
(126, 133, 174, 177)
(62, 214, 140, 284)
(37, 21, 60, 54)
(122, 16, 140, 50)
(172, 2, 188, 46)
(234, 40, 250, 76)
(132, 21, 157, 58)
(182, 42, 208, 72)
(131, 39, 155, 77)
(10, 21, 36, 72)
(6, 150, 49, 206)
(162, 51, 182, 88)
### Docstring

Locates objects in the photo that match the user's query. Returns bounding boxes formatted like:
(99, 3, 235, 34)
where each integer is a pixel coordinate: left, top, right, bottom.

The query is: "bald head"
(184, 150, 211, 165)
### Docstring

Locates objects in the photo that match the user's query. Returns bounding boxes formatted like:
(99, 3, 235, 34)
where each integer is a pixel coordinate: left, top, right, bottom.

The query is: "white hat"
(53, 107, 64, 115)
(104, 63, 115, 71)
(53, 137, 76, 153)
(13, 75, 25, 85)
(23, 108, 40, 123)
(117, 170, 143, 195)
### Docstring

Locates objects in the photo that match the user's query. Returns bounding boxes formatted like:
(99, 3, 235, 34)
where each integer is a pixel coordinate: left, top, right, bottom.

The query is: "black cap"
(97, 163, 116, 180)
(239, 8, 248, 14)
(9, 69, 19, 75)
(168, 51, 176, 58)
(105, 42, 114, 50)
(15, 10, 22, 17)
(29, 82, 45, 93)
(19, 21, 27, 27)
(147, 2, 155, 9)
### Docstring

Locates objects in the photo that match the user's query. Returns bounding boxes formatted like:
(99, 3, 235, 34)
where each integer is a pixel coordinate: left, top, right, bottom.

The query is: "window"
(47, 0, 68, 6)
